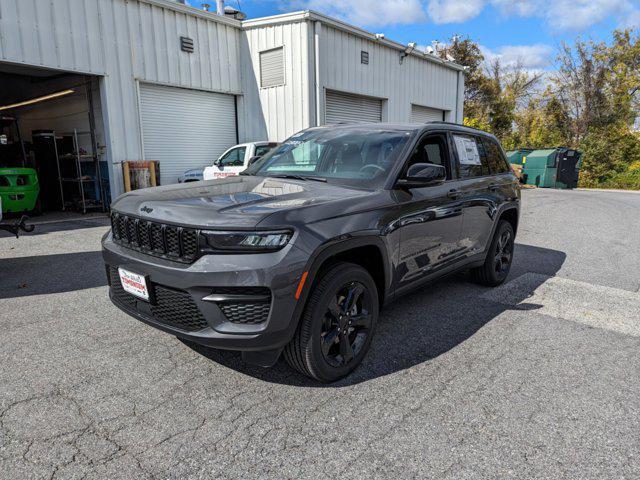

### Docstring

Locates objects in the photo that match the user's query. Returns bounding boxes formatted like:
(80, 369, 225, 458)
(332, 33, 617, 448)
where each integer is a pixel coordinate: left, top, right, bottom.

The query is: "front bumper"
(102, 232, 310, 353)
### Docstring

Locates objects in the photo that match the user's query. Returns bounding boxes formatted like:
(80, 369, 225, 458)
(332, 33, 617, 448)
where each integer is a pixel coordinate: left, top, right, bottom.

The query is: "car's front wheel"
(284, 262, 379, 382)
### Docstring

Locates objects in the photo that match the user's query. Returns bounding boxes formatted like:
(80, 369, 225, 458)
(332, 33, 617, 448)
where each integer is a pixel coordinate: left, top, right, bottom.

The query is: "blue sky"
(193, 0, 640, 72)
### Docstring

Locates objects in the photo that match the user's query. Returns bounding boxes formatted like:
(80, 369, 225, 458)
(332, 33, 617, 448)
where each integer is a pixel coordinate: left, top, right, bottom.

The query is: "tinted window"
(219, 147, 246, 167)
(453, 135, 490, 178)
(482, 137, 510, 174)
(254, 145, 275, 157)
(244, 127, 412, 188)
(405, 134, 451, 178)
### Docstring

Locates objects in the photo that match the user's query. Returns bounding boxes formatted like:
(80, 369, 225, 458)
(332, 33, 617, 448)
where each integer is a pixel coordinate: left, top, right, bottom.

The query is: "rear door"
(394, 132, 463, 290)
(450, 133, 495, 256)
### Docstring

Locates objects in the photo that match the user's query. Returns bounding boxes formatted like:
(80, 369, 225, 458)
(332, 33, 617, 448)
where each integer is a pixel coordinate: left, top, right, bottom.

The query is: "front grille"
(210, 287, 272, 325)
(219, 302, 271, 325)
(151, 285, 209, 331)
(108, 267, 208, 332)
(111, 211, 199, 263)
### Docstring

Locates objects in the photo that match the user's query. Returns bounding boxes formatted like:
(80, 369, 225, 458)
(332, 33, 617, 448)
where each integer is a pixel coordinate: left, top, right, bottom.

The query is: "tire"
(471, 220, 515, 287)
(284, 262, 379, 382)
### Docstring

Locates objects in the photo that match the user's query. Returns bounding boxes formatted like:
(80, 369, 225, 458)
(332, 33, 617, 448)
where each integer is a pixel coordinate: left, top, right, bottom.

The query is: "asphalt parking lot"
(1, 188, 639, 479)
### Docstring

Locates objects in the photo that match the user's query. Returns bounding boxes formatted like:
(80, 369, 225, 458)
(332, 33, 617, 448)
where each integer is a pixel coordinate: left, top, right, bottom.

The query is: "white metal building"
(0, 0, 464, 203)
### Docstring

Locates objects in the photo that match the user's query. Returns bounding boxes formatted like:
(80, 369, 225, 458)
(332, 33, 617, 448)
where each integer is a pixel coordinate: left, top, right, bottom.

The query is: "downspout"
(313, 20, 322, 126)
(455, 70, 460, 124)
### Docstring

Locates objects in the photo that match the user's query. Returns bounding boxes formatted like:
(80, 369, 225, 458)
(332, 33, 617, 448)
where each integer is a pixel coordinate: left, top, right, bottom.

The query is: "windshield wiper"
(268, 174, 327, 183)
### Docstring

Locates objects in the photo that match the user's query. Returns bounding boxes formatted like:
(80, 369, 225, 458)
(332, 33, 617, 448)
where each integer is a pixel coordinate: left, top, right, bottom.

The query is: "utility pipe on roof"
(314, 21, 322, 127)
(215, 0, 225, 15)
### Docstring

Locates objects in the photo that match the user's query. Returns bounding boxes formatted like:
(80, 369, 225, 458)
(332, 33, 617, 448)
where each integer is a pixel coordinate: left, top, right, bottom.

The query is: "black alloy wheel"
(284, 262, 379, 382)
(320, 281, 373, 368)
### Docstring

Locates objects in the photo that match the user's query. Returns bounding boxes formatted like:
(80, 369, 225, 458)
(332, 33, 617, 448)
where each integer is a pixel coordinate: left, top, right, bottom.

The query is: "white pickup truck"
(202, 141, 277, 181)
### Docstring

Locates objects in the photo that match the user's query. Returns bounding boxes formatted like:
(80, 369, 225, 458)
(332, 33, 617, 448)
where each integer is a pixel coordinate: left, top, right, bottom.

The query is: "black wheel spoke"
(349, 312, 371, 328)
(339, 331, 354, 362)
(343, 284, 364, 312)
(327, 297, 342, 320)
(321, 327, 340, 356)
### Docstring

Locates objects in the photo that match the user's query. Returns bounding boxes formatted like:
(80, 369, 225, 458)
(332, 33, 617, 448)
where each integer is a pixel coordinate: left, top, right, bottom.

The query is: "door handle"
(447, 189, 462, 199)
(489, 183, 501, 191)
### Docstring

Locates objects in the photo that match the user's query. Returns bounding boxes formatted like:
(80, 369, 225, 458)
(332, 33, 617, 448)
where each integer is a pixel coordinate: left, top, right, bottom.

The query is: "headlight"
(201, 230, 293, 253)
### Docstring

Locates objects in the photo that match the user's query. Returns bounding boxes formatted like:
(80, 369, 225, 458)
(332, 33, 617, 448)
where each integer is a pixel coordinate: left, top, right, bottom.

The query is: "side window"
(254, 145, 274, 157)
(453, 135, 490, 178)
(219, 147, 246, 167)
(482, 137, 510, 174)
(404, 134, 451, 179)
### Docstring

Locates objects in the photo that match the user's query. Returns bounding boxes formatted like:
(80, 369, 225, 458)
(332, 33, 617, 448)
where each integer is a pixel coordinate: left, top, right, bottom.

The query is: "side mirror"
(247, 155, 262, 166)
(397, 163, 446, 188)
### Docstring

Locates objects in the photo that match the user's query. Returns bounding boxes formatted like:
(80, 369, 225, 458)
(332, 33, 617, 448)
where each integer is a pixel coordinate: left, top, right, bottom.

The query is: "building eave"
(140, 0, 242, 27)
(241, 10, 465, 72)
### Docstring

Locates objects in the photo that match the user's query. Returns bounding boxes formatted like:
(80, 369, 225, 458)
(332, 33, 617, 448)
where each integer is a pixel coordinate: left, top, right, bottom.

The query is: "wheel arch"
(498, 206, 519, 235)
(297, 236, 392, 315)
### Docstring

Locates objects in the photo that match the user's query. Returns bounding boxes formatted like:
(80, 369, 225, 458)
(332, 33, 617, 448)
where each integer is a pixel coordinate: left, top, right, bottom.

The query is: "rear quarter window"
(482, 137, 511, 174)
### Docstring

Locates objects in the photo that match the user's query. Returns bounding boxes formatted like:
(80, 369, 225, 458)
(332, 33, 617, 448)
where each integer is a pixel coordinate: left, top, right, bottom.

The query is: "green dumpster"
(521, 148, 581, 189)
(0, 168, 40, 213)
(506, 148, 533, 166)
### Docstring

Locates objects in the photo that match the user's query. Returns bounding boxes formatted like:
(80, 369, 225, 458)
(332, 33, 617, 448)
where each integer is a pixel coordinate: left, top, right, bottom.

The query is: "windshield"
(242, 127, 413, 188)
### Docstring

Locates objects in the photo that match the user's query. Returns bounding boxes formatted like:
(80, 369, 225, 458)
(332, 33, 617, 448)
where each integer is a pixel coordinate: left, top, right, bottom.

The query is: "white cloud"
(283, 0, 640, 30)
(490, 0, 640, 30)
(545, 0, 631, 29)
(490, 0, 536, 17)
(481, 43, 554, 70)
(284, 0, 426, 27)
(427, 0, 484, 24)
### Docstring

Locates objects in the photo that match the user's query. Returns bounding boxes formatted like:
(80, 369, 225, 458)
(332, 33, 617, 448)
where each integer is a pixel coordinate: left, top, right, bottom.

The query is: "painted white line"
(482, 273, 640, 337)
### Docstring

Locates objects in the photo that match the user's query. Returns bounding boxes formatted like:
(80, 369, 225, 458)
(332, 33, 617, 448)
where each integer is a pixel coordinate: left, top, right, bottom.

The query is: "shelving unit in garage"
(57, 129, 105, 213)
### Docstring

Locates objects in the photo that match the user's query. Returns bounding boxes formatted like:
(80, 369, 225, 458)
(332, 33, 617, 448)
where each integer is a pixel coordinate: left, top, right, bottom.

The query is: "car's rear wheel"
(284, 262, 378, 382)
(471, 220, 515, 286)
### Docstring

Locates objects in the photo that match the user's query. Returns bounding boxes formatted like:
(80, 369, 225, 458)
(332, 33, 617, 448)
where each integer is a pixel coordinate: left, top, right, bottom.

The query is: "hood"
(111, 175, 374, 228)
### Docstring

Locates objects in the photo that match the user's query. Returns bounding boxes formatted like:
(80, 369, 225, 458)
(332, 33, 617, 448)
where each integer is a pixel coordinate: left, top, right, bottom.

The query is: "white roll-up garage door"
(411, 104, 445, 123)
(139, 83, 237, 185)
(325, 90, 382, 124)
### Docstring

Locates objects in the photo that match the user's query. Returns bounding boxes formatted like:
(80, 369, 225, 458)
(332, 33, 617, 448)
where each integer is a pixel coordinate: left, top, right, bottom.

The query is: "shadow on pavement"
(0, 216, 110, 238)
(0, 251, 107, 299)
(183, 243, 566, 387)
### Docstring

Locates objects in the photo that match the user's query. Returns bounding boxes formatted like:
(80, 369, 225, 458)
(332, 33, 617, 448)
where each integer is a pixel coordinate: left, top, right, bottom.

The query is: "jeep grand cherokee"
(102, 123, 520, 382)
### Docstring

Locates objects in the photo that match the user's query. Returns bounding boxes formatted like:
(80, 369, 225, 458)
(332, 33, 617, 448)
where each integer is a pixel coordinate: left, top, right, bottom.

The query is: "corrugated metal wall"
(239, 20, 312, 143)
(0, 0, 242, 196)
(320, 25, 462, 124)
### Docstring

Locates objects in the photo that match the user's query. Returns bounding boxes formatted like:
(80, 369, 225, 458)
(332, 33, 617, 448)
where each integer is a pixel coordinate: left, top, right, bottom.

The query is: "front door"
(212, 146, 247, 179)
(393, 133, 463, 290)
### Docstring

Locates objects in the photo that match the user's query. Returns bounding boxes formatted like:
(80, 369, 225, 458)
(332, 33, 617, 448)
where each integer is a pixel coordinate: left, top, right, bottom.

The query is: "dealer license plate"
(118, 267, 149, 301)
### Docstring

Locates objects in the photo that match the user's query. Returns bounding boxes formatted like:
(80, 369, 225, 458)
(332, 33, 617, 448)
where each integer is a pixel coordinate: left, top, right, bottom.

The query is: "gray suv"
(102, 123, 520, 382)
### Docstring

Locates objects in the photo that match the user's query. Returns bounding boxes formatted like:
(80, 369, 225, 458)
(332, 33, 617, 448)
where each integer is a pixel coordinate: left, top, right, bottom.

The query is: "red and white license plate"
(118, 267, 149, 301)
